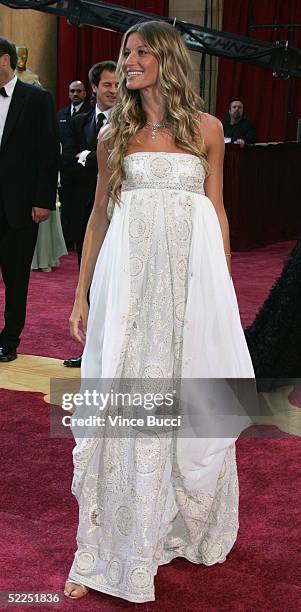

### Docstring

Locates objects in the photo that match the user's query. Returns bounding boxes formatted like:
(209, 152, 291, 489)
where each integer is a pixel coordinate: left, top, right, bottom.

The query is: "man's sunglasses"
(70, 88, 84, 93)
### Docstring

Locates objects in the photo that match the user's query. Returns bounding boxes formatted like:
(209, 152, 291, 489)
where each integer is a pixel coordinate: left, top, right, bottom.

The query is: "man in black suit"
(57, 81, 91, 147)
(57, 80, 91, 247)
(62, 60, 117, 368)
(223, 97, 256, 147)
(0, 38, 59, 362)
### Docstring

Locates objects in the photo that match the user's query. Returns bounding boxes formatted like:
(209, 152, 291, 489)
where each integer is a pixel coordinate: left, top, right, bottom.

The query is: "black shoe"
(0, 346, 17, 362)
(63, 354, 82, 368)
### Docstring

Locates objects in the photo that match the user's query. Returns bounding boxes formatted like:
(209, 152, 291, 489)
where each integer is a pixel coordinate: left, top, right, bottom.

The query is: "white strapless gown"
(68, 153, 255, 602)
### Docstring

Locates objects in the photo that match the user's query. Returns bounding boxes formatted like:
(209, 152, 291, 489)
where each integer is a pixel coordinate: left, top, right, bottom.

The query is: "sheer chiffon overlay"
(68, 153, 254, 603)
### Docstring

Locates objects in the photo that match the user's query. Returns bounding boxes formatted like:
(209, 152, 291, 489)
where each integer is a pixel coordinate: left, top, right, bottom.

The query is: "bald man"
(57, 81, 91, 146)
(57, 80, 91, 247)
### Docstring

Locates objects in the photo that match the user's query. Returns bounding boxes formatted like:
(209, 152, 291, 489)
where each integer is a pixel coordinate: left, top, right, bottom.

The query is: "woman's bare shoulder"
(200, 112, 223, 133)
(198, 112, 224, 150)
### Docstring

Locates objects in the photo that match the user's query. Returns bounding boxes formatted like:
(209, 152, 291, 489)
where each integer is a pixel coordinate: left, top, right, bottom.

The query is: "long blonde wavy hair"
(103, 20, 208, 203)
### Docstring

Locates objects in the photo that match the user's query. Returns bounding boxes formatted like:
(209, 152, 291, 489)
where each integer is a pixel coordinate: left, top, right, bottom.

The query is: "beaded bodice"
(122, 152, 206, 195)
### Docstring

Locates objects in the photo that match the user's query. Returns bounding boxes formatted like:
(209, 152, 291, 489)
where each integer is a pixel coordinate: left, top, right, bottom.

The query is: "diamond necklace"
(145, 120, 166, 140)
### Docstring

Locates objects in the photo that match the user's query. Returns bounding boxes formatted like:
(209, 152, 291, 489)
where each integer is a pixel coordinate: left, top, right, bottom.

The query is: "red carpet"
(0, 389, 300, 611)
(0, 241, 295, 359)
(232, 241, 294, 329)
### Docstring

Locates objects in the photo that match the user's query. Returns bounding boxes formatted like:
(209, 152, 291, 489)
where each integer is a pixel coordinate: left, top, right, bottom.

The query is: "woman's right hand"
(69, 297, 89, 345)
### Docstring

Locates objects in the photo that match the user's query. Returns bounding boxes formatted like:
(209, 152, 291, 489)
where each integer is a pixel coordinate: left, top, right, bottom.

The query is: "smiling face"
(122, 32, 159, 90)
(92, 69, 118, 111)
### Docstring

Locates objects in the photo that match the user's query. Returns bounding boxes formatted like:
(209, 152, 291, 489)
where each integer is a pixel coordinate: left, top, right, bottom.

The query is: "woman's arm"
(69, 132, 111, 343)
(201, 114, 231, 275)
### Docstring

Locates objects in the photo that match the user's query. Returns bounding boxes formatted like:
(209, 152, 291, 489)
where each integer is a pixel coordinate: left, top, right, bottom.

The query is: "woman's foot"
(64, 580, 89, 599)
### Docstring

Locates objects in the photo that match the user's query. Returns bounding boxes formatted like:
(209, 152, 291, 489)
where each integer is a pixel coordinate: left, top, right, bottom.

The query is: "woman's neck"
(140, 87, 166, 125)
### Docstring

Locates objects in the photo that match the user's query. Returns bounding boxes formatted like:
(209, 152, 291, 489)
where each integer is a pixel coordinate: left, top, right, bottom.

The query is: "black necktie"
(96, 112, 106, 135)
(0, 87, 8, 97)
(71, 106, 77, 116)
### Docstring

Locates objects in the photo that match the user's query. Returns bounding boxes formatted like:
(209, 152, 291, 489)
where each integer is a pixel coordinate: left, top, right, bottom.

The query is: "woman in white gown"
(64, 21, 255, 603)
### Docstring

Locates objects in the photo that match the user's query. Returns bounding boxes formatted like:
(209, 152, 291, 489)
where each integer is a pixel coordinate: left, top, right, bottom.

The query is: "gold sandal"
(64, 578, 89, 599)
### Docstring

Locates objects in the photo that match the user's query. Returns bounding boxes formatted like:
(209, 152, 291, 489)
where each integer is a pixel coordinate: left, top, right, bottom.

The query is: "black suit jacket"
(62, 109, 99, 192)
(57, 101, 91, 146)
(63, 109, 99, 169)
(0, 80, 59, 229)
(61, 109, 102, 243)
(223, 117, 256, 144)
(60, 109, 102, 241)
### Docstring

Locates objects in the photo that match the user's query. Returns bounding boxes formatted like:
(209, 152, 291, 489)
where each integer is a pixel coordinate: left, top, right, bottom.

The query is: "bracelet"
(225, 252, 232, 257)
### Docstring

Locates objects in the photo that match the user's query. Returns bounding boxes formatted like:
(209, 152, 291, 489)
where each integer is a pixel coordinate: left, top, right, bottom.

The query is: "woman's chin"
(126, 82, 140, 90)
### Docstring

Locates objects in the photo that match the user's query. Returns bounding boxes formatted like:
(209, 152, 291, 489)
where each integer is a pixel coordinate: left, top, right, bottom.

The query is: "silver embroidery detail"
(107, 559, 122, 584)
(134, 431, 161, 474)
(76, 551, 96, 572)
(115, 506, 133, 536)
(129, 567, 152, 589)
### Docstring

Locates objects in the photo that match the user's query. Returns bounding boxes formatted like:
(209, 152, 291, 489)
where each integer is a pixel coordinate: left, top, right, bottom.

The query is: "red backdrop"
(216, 0, 301, 142)
(57, 0, 168, 109)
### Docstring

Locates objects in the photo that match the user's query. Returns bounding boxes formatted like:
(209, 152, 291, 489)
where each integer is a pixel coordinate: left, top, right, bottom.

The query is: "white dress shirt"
(71, 101, 84, 115)
(0, 75, 18, 146)
(77, 106, 111, 166)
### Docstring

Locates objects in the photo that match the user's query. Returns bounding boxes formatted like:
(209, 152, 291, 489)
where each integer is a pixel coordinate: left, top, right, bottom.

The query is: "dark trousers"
(0, 205, 38, 349)
(75, 192, 95, 268)
(58, 174, 76, 249)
